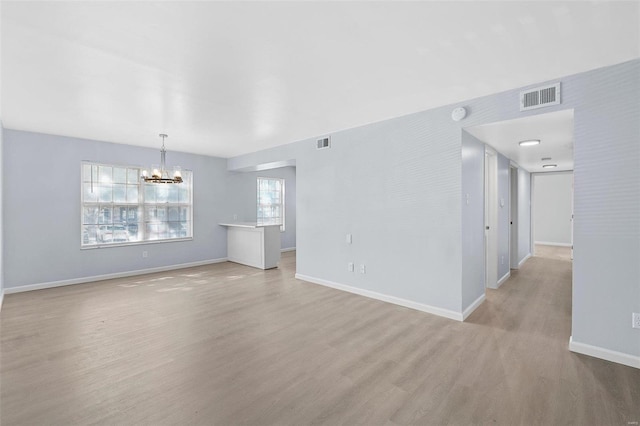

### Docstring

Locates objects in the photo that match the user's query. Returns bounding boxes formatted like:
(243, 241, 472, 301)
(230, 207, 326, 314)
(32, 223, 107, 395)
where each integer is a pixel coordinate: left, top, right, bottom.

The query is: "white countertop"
(219, 222, 281, 228)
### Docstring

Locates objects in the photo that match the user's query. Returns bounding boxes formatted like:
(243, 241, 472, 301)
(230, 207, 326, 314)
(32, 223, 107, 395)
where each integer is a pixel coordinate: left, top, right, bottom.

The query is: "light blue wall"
(497, 153, 511, 280)
(533, 172, 573, 246)
(2, 130, 230, 289)
(227, 166, 296, 250)
(461, 131, 485, 311)
(229, 59, 640, 359)
(571, 61, 640, 357)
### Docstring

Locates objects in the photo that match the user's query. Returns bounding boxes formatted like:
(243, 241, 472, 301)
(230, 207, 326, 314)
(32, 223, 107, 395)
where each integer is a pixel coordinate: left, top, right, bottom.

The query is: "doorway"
(484, 147, 498, 289)
(510, 166, 519, 269)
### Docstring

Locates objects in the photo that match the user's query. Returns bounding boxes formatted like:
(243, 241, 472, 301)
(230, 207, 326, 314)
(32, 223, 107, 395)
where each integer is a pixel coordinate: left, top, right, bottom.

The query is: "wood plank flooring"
(1, 252, 639, 425)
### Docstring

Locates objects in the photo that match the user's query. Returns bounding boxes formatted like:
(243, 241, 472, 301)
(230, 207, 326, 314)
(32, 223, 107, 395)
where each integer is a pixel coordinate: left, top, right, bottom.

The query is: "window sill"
(81, 237, 193, 250)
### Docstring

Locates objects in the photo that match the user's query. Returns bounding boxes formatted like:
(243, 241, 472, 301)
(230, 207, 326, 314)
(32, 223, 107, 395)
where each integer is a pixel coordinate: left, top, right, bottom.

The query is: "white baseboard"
(518, 253, 532, 268)
(535, 241, 572, 247)
(462, 293, 486, 321)
(3, 257, 228, 294)
(281, 247, 296, 253)
(497, 271, 511, 288)
(569, 336, 640, 369)
(294, 273, 463, 321)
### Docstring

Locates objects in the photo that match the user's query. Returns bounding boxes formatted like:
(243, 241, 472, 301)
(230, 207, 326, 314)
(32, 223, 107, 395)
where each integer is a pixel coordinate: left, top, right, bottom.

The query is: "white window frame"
(81, 161, 193, 249)
(257, 177, 285, 232)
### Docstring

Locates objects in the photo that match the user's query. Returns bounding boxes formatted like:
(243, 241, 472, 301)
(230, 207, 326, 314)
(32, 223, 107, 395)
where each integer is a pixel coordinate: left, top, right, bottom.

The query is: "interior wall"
(497, 153, 511, 281)
(2, 130, 230, 290)
(533, 172, 573, 246)
(461, 131, 485, 311)
(227, 166, 297, 250)
(228, 60, 640, 355)
(517, 167, 532, 264)
(571, 60, 639, 359)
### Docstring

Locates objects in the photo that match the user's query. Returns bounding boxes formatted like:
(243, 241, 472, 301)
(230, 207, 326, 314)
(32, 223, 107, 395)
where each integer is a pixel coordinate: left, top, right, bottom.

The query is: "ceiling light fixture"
(542, 164, 558, 169)
(141, 134, 183, 184)
(519, 139, 540, 147)
(541, 157, 552, 161)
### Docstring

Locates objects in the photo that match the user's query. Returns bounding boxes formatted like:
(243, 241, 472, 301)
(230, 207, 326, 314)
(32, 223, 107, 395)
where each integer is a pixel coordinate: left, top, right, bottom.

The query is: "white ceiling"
(465, 109, 574, 173)
(2, 1, 638, 158)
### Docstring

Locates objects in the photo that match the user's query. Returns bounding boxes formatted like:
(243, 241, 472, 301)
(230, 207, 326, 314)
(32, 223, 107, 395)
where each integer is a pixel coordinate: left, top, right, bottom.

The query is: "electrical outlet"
(360, 264, 366, 274)
(347, 262, 354, 272)
(142, 251, 148, 258)
(633, 313, 640, 329)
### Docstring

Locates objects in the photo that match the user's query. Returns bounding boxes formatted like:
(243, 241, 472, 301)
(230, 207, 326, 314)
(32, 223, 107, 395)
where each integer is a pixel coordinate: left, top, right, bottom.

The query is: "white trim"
(0, 289, 4, 311)
(534, 241, 572, 247)
(3, 257, 228, 294)
(462, 293, 486, 321)
(281, 247, 296, 253)
(497, 271, 511, 288)
(295, 273, 463, 321)
(518, 253, 532, 268)
(569, 336, 640, 369)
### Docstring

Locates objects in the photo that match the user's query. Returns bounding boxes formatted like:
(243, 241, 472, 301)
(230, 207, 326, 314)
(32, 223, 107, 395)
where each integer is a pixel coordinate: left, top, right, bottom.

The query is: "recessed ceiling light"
(542, 164, 557, 169)
(519, 139, 540, 147)
(541, 157, 552, 161)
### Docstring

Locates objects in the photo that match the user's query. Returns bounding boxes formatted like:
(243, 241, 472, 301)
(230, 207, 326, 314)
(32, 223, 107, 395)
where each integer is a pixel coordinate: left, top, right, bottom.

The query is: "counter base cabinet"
(221, 223, 281, 270)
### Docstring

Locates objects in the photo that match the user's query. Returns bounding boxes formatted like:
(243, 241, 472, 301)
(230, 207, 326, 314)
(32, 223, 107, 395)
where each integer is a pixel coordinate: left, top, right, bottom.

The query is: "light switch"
(346, 233, 352, 244)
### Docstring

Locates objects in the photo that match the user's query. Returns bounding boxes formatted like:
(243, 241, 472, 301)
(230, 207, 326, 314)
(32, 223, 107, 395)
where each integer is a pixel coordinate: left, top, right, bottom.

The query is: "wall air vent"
(520, 83, 561, 111)
(316, 137, 331, 150)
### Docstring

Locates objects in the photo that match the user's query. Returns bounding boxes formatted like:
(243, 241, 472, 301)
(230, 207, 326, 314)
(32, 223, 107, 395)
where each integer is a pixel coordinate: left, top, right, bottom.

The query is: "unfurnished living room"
(0, 1, 639, 425)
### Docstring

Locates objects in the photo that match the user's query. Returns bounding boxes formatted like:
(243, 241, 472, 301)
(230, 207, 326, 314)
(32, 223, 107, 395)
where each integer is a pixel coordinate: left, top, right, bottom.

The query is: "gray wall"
(227, 166, 296, 250)
(497, 154, 511, 281)
(461, 131, 485, 311)
(229, 59, 640, 359)
(571, 61, 639, 357)
(518, 167, 532, 263)
(533, 172, 573, 246)
(2, 130, 230, 289)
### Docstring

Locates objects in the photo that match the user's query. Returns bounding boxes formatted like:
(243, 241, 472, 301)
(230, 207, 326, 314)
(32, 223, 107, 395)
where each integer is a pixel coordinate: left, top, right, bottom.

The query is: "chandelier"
(141, 134, 183, 184)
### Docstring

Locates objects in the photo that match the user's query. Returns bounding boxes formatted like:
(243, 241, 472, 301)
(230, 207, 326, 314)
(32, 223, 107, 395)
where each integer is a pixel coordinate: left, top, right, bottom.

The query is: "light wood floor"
(1, 252, 638, 425)
(534, 244, 573, 262)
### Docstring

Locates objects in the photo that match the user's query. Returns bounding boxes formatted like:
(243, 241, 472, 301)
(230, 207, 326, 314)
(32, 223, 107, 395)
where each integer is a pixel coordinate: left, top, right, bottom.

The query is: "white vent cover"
(520, 83, 561, 111)
(316, 137, 331, 149)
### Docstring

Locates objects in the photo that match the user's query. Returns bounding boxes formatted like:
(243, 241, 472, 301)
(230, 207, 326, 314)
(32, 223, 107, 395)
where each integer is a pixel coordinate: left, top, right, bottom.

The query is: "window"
(257, 177, 285, 232)
(81, 162, 192, 247)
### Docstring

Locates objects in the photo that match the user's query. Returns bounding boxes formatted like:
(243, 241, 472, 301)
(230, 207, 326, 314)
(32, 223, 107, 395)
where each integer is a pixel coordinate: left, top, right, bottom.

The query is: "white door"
(510, 166, 519, 268)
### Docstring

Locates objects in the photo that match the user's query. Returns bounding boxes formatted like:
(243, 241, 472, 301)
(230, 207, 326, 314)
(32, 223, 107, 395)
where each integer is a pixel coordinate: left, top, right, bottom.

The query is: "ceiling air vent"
(316, 137, 331, 150)
(520, 83, 561, 111)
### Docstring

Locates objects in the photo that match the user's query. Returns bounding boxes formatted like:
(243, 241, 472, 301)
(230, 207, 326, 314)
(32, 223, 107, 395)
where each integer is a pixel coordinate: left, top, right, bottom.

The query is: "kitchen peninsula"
(219, 222, 281, 269)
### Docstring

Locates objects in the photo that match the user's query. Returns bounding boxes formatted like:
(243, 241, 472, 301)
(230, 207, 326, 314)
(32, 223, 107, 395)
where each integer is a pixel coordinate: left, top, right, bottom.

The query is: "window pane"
(128, 168, 139, 184)
(83, 183, 98, 203)
(127, 207, 140, 223)
(113, 184, 126, 203)
(98, 185, 112, 203)
(98, 207, 112, 224)
(127, 185, 138, 203)
(113, 167, 127, 184)
(156, 185, 168, 203)
(114, 206, 128, 224)
(99, 166, 112, 183)
(168, 206, 180, 222)
(82, 225, 98, 245)
(144, 185, 156, 203)
(83, 207, 99, 224)
(167, 186, 180, 203)
(127, 223, 141, 241)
